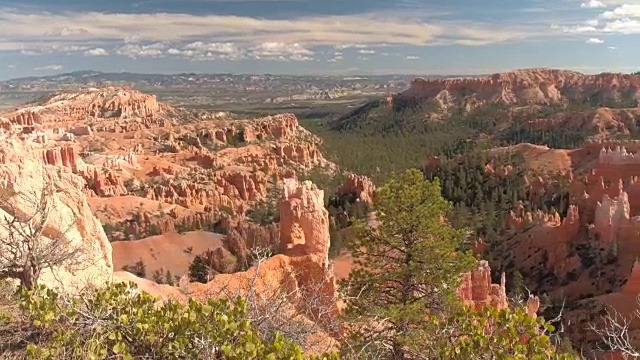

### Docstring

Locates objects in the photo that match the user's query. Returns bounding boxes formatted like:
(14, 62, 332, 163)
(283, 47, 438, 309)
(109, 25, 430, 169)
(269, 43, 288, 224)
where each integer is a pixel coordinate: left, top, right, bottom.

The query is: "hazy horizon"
(2, 66, 638, 83)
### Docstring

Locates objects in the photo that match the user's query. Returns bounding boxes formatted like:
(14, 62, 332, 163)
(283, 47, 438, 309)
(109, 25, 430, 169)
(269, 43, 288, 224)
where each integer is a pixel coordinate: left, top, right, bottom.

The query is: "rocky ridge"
(405, 69, 640, 109)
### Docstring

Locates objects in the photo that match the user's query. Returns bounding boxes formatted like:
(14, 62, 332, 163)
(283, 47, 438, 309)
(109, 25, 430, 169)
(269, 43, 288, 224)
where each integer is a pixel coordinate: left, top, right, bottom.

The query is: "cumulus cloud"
(84, 48, 108, 56)
(405, 55, 420, 60)
(581, 0, 607, 8)
(182, 41, 244, 60)
(608, 45, 617, 49)
(34, 65, 63, 71)
(165, 41, 315, 61)
(602, 18, 640, 33)
(357, 49, 376, 54)
(586, 37, 605, 43)
(116, 42, 166, 58)
(250, 42, 314, 61)
(554, 2, 640, 35)
(600, 4, 640, 19)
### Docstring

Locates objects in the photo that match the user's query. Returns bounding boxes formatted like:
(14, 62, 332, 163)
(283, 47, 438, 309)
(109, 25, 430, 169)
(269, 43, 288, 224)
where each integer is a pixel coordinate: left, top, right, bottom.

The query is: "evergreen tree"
(188, 255, 210, 284)
(509, 270, 527, 300)
(340, 169, 476, 359)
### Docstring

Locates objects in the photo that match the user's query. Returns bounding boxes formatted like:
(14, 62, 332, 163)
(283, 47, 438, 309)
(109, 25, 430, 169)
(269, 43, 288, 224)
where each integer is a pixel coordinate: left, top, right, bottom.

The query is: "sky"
(0, 0, 639, 79)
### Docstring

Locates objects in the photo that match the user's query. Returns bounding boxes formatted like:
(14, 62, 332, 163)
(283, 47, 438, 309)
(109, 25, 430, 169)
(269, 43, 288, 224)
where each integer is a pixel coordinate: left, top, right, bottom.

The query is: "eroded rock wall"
(0, 140, 113, 292)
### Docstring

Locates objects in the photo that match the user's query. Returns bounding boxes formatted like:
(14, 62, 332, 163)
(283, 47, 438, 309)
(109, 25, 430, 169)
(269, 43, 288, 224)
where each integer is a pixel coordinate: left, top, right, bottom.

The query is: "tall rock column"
(457, 260, 508, 311)
(279, 178, 330, 268)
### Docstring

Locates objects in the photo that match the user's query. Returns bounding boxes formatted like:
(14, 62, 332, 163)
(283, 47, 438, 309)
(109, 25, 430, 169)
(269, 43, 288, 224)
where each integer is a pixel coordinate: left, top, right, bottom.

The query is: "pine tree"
(188, 255, 210, 284)
(340, 169, 476, 359)
(509, 270, 527, 300)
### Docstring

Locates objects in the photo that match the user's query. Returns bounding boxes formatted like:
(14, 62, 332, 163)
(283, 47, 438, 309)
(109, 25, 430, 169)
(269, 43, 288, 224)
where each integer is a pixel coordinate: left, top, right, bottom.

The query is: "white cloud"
(600, 4, 640, 19)
(0, 8, 545, 56)
(602, 18, 640, 33)
(250, 42, 314, 61)
(357, 49, 376, 54)
(586, 37, 605, 43)
(554, 2, 640, 36)
(34, 65, 63, 71)
(116, 42, 166, 58)
(405, 55, 420, 60)
(183, 41, 244, 60)
(581, 0, 607, 8)
(559, 25, 598, 33)
(7, 65, 16, 68)
(84, 48, 108, 56)
(44, 26, 90, 37)
(608, 45, 617, 49)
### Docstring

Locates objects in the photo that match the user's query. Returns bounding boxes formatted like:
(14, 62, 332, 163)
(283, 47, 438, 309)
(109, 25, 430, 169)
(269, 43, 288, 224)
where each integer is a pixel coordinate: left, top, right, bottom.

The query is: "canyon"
(3, 68, 640, 356)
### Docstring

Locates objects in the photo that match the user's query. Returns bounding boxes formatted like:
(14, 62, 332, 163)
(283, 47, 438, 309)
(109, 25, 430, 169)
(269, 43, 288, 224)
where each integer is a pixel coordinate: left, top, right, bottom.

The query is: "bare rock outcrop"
(595, 191, 631, 245)
(279, 178, 330, 268)
(457, 260, 508, 311)
(0, 140, 113, 292)
(242, 113, 299, 141)
(457, 260, 540, 316)
(273, 142, 323, 167)
(3, 88, 166, 125)
(337, 174, 375, 205)
(41, 146, 80, 170)
(144, 171, 267, 209)
(404, 69, 640, 110)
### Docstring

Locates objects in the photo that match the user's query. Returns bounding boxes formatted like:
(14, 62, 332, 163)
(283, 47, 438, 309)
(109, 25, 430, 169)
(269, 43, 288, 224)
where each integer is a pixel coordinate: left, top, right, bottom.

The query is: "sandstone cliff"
(0, 140, 113, 292)
(3, 87, 168, 126)
(456, 260, 540, 317)
(279, 178, 331, 268)
(115, 178, 338, 352)
(405, 69, 640, 108)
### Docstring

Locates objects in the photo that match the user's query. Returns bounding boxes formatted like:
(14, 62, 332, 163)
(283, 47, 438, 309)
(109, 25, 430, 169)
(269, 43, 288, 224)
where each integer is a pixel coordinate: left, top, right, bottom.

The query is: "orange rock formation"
(405, 69, 640, 108)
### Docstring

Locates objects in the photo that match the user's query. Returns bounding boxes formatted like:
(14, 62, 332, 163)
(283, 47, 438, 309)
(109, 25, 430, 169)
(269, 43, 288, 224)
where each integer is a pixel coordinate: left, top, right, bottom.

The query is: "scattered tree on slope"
(339, 169, 476, 358)
(339, 168, 576, 359)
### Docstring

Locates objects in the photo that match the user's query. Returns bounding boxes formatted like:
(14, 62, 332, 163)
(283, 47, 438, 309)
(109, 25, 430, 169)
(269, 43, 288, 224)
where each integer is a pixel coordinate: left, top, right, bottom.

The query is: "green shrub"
(17, 282, 338, 359)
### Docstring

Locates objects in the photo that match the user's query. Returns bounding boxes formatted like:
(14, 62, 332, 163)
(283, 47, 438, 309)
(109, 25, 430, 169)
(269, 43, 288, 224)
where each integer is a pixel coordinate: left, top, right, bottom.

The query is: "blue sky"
(0, 0, 639, 79)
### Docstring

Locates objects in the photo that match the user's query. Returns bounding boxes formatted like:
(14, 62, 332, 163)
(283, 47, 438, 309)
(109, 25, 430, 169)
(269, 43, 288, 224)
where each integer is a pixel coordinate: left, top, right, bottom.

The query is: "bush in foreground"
(6, 282, 337, 359)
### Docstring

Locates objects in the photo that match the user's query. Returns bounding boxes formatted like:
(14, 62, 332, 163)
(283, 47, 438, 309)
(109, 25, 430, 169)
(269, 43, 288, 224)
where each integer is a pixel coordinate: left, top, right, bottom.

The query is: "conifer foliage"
(340, 169, 476, 358)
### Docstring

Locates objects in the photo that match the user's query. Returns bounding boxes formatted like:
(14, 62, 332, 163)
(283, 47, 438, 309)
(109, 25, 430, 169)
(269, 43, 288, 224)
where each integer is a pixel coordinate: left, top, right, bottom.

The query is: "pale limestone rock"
(279, 178, 330, 268)
(595, 191, 630, 244)
(0, 140, 113, 293)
